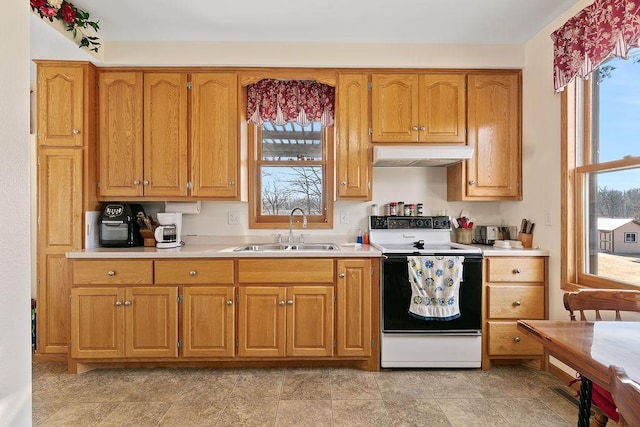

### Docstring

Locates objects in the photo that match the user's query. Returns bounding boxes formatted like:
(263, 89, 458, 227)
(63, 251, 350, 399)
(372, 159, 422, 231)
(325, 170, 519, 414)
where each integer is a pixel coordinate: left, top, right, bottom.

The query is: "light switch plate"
(228, 211, 240, 225)
(340, 210, 349, 224)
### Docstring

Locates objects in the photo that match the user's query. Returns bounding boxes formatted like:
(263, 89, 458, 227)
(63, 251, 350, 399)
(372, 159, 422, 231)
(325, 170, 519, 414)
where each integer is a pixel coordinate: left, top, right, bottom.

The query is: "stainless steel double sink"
(234, 243, 339, 252)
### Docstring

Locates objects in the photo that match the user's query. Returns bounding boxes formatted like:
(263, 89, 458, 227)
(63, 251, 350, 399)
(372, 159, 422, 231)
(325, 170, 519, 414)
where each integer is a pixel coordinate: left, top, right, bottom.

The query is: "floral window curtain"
(247, 79, 335, 126)
(552, 0, 640, 92)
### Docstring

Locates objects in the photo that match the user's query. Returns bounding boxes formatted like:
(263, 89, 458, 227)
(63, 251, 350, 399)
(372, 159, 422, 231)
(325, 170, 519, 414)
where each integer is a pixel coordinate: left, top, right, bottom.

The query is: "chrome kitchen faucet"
(288, 207, 307, 243)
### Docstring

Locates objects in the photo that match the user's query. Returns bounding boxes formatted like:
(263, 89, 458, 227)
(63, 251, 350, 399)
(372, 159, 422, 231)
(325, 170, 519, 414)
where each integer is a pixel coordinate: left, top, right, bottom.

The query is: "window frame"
(247, 122, 334, 230)
(562, 78, 640, 291)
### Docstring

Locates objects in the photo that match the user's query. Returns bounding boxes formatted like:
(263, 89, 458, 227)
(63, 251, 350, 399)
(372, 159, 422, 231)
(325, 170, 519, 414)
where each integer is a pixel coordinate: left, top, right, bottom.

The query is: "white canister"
(370, 204, 379, 216)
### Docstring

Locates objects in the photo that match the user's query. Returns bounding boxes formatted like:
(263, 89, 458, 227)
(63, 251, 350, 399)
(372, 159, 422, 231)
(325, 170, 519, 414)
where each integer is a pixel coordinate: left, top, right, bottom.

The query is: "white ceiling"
(64, 0, 579, 45)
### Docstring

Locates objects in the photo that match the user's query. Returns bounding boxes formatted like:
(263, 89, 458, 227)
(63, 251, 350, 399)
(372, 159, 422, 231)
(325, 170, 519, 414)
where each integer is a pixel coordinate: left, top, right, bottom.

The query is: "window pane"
(261, 166, 323, 215)
(584, 169, 640, 286)
(594, 50, 640, 162)
(261, 122, 323, 161)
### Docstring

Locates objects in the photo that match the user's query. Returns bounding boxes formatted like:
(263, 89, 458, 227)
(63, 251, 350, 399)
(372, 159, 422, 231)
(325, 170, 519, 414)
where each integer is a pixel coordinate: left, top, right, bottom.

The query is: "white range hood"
(372, 145, 474, 167)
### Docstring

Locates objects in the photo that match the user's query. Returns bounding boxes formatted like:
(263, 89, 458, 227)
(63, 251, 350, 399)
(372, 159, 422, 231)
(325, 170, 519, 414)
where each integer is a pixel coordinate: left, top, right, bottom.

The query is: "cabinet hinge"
(186, 82, 193, 89)
(371, 267, 374, 276)
(235, 338, 239, 348)
(177, 339, 182, 348)
(333, 294, 336, 303)
(371, 338, 374, 348)
(367, 82, 372, 90)
(368, 127, 372, 136)
(367, 181, 371, 189)
(68, 294, 72, 303)
(37, 155, 40, 166)
(333, 339, 336, 348)
(177, 295, 183, 304)
(97, 182, 101, 188)
(186, 181, 193, 190)
(235, 295, 239, 304)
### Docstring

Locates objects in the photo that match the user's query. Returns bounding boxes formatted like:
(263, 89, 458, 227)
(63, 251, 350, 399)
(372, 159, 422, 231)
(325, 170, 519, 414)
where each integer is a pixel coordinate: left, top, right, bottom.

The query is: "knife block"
(518, 232, 533, 248)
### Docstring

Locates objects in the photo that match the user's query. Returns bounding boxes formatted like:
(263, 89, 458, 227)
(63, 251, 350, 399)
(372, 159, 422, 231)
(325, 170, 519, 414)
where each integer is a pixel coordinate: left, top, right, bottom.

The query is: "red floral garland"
(31, 0, 100, 52)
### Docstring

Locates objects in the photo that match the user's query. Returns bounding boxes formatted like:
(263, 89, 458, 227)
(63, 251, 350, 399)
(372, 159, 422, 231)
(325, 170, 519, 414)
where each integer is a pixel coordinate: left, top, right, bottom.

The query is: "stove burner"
(413, 240, 425, 250)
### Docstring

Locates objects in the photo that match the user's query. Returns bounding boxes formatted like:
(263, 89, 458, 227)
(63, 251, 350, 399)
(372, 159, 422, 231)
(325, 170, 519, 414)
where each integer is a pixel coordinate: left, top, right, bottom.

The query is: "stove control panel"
(369, 216, 450, 230)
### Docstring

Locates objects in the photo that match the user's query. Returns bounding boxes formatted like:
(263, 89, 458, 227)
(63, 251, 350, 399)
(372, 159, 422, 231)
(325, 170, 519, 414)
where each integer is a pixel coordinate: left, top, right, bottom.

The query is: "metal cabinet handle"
(411, 126, 419, 131)
(339, 273, 345, 278)
(72, 128, 80, 135)
(143, 180, 149, 186)
(513, 268, 522, 274)
(340, 181, 347, 186)
(229, 180, 235, 186)
(114, 301, 122, 307)
(133, 180, 141, 186)
(514, 336, 521, 343)
(419, 126, 426, 131)
(468, 180, 476, 185)
(287, 300, 294, 305)
(124, 301, 132, 306)
(107, 270, 115, 277)
(226, 300, 233, 306)
(189, 270, 197, 276)
(514, 300, 522, 307)
(278, 300, 285, 306)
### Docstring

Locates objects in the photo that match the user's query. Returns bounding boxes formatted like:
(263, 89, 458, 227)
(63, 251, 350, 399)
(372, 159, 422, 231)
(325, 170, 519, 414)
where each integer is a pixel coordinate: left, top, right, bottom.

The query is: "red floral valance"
(247, 79, 335, 126)
(552, 0, 640, 92)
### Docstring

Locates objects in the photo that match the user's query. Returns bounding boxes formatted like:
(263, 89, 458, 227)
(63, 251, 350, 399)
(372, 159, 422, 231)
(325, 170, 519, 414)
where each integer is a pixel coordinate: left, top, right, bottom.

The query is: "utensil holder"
(456, 228, 473, 245)
(518, 232, 533, 248)
(140, 229, 155, 247)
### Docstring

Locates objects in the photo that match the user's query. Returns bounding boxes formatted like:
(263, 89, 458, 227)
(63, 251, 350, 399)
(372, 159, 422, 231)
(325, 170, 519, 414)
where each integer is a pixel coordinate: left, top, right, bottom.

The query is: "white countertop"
(474, 244, 550, 257)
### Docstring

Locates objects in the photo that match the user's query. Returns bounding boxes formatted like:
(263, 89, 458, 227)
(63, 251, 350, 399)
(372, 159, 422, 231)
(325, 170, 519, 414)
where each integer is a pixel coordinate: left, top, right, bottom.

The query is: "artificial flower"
(49, 0, 62, 9)
(61, 3, 76, 23)
(30, 0, 46, 8)
(30, 0, 100, 52)
(40, 7, 57, 17)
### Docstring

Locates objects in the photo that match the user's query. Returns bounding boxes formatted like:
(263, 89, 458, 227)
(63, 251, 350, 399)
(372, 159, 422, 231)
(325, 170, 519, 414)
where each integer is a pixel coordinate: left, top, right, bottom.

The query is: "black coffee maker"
(98, 203, 145, 247)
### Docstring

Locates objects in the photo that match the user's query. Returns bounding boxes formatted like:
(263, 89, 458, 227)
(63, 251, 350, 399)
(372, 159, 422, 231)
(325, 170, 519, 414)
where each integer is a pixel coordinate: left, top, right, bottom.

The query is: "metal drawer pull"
(412, 125, 419, 131)
(124, 301, 132, 306)
(72, 128, 80, 135)
(107, 271, 115, 277)
(514, 336, 521, 343)
(189, 271, 197, 276)
(278, 300, 285, 306)
(287, 300, 294, 305)
(226, 300, 233, 306)
(513, 268, 522, 274)
(114, 301, 122, 307)
(339, 273, 345, 278)
(514, 300, 522, 307)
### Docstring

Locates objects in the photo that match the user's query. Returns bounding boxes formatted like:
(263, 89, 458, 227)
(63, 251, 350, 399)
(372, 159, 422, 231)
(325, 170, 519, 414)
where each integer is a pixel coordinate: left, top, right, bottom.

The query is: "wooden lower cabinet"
(336, 259, 372, 357)
(182, 286, 235, 358)
(237, 286, 334, 358)
(70, 286, 178, 359)
(482, 256, 548, 370)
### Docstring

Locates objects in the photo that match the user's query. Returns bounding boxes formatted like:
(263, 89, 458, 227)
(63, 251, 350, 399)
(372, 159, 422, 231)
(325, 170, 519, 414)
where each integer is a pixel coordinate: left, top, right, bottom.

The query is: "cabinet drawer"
(486, 257, 544, 282)
(73, 260, 153, 285)
(488, 322, 543, 356)
(154, 260, 234, 284)
(488, 285, 544, 319)
(238, 259, 334, 283)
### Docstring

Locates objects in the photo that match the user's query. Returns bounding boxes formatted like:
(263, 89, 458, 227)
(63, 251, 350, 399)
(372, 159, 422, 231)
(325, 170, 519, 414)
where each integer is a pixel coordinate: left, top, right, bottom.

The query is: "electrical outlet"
(544, 210, 552, 226)
(340, 210, 349, 224)
(228, 211, 240, 225)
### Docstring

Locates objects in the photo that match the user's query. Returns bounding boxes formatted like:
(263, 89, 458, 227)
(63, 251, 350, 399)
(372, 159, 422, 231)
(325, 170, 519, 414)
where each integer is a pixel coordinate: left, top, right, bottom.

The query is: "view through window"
(578, 51, 640, 287)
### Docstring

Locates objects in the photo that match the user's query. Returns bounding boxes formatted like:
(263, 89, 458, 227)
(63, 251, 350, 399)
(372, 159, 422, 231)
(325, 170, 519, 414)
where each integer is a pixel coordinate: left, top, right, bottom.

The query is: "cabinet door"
(37, 64, 84, 147)
(336, 259, 372, 357)
(466, 73, 521, 199)
(237, 287, 286, 358)
(182, 286, 235, 358)
(286, 286, 334, 357)
(143, 73, 189, 197)
(98, 72, 144, 197)
(418, 74, 466, 143)
(125, 287, 179, 358)
(71, 287, 125, 358)
(371, 74, 419, 142)
(336, 73, 371, 200)
(190, 73, 239, 198)
(37, 148, 83, 354)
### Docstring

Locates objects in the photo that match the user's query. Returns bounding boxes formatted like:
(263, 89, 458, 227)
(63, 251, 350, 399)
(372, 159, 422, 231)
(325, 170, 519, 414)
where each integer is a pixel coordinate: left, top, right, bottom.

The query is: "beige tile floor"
(32, 362, 584, 426)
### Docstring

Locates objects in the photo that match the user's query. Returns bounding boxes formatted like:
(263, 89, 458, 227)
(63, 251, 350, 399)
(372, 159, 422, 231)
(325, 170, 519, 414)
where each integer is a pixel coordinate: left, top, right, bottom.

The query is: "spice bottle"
(397, 201, 404, 216)
(417, 203, 424, 216)
(389, 202, 397, 216)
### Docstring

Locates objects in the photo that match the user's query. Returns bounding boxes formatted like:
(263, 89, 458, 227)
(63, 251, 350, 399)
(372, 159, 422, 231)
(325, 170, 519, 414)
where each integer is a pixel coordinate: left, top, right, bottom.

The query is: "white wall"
(1, 2, 33, 426)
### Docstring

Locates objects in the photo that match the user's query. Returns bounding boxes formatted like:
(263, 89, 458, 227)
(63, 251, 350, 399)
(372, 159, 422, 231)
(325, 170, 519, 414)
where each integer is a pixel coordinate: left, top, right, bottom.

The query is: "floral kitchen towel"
(407, 256, 464, 321)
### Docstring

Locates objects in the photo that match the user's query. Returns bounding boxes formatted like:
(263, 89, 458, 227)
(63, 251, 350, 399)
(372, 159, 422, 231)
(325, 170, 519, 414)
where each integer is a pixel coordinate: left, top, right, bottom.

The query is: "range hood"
(372, 145, 474, 167)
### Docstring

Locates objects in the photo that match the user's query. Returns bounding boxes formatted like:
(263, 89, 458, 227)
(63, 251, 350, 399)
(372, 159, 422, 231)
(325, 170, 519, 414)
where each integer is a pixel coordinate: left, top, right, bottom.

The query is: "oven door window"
(382, 256, 482, 332)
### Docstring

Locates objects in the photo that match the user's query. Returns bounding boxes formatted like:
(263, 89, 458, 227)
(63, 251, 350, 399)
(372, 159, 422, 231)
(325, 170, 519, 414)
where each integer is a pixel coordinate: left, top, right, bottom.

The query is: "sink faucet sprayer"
(288, 207, 307, 243)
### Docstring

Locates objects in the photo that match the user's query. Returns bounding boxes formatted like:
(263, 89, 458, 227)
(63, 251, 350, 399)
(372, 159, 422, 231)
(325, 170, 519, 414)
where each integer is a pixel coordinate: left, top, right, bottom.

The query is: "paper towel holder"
(164, 201, 201, 215)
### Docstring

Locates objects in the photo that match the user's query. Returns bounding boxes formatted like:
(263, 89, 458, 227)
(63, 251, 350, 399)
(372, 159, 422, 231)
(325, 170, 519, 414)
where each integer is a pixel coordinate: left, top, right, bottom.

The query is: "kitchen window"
(562, 51, 640, 290)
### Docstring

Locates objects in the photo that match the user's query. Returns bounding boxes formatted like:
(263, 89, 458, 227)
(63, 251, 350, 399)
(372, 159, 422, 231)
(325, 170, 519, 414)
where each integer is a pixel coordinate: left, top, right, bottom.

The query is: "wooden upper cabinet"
(190, 73, 239, 198)
(447, 72, 522, 201)
(371, 73, 466, 143)
(143, 73, 189, 197)
(336, 73, 371, 200)
(37, 64, 85, 147)
(98, 72, 144, 197)
(418, 74, 466, 143)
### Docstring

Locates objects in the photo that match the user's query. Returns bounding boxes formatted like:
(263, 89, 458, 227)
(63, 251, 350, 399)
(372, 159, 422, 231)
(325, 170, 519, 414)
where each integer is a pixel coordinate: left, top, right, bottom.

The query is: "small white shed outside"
(598, 218, 640, 254)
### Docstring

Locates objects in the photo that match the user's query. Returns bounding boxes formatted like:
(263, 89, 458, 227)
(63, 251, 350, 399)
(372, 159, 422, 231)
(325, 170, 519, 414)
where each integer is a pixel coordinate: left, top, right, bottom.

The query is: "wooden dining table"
(517, 320, 640, 427)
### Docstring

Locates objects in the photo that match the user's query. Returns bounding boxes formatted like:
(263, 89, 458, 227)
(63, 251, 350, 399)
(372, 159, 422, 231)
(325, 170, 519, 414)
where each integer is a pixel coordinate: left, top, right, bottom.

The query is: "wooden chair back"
(563, 289, 640, 321)
(609, 365, 640, 427)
